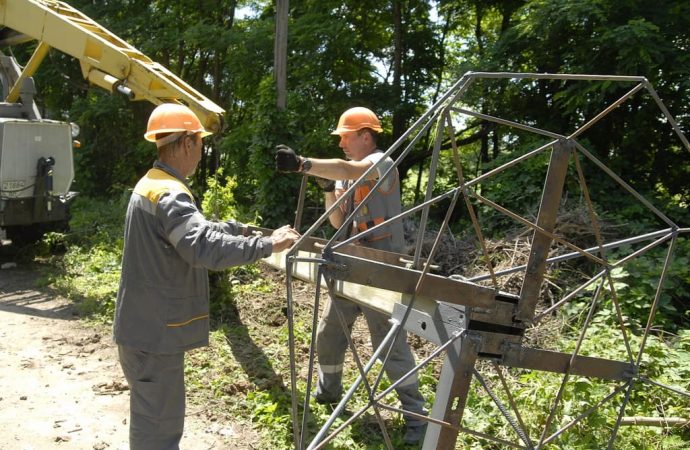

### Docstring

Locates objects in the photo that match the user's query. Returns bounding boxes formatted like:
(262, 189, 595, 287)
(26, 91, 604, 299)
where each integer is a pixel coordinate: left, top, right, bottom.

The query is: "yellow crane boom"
(0, 0, 225, 133)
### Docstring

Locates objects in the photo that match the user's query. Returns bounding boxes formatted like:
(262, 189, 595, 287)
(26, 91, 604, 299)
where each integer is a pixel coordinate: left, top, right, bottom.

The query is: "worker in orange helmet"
(276, 106, 428, 445)
(115, 103, 300, 450)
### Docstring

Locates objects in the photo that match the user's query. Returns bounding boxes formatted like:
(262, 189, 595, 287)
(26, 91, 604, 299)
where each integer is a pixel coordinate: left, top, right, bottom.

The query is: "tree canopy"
(18, 0, 690, 226)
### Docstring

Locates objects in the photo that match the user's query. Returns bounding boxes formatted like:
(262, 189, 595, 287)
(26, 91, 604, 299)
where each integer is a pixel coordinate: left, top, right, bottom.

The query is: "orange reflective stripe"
(166, 314, 209, 328)
(354, 185, 371, 204)
(357, 217, 385, 232)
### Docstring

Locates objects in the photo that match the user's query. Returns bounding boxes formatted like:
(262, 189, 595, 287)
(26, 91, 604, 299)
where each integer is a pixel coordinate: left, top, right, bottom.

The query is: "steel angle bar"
(568, 83, 645, 140)
(500, 345, 635, 381)
(573, 141, 677, 228)
(326, 253, 496, 307)
(638, 376, 690, 399)
(518, 140, 572, 323)
(537, 279, 605, 447)
(643, 80, 690, 153)
(450, 106, 565, 140)
(541, 382, 629, 446)
(465, 72, 647, 83)
(470, 228, 674, 282)
(473, 368, 533, 449)
(423, 333, 481, 450)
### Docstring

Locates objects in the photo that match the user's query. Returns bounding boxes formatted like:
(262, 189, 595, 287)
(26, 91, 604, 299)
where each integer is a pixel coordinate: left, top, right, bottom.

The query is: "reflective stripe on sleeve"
(168, 212, 205, 247)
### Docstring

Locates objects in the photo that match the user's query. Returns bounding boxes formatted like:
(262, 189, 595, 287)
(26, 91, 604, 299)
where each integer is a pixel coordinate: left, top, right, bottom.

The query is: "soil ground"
(0, 244, 238, 450)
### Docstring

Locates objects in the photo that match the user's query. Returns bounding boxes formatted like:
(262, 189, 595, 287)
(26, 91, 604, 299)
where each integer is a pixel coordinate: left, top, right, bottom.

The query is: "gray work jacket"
(113, 161, 273, 354)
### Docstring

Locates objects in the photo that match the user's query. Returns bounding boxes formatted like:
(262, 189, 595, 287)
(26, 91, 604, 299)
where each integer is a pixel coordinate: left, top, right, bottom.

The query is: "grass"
(35, 195, 690, 449)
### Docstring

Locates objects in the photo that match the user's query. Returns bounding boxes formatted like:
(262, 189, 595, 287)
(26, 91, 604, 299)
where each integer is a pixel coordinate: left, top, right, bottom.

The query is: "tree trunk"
(274, 0, 288, 110)
(392, 0, 404, 140)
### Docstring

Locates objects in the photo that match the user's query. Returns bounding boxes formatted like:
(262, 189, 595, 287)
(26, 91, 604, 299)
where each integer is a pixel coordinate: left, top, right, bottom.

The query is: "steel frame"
(273, 72, 690, 449)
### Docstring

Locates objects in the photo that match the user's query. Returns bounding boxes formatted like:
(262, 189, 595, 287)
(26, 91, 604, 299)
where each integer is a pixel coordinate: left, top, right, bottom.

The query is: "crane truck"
(0, 0, 225, 245)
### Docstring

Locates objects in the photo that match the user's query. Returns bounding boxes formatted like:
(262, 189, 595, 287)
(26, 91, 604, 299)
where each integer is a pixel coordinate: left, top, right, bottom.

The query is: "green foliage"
(44, 194, 127, 322)
(201, 168, 241, 221)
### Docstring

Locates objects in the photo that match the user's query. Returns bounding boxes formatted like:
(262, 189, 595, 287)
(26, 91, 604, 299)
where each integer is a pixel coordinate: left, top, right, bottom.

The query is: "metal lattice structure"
(271, 72, 690, 449)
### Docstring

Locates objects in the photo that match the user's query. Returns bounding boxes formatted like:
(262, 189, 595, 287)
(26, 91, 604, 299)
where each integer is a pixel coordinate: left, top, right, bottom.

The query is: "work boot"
(312, 390, 341, 406)
(403, 423, 427, 445)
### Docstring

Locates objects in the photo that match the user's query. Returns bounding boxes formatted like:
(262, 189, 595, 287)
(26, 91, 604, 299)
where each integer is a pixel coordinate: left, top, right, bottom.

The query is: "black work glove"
(314, 177, 336, 192)
(275, 144, 302, 172)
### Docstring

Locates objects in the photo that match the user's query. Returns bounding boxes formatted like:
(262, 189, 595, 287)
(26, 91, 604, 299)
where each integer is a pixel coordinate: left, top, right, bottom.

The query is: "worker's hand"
(275, 144, 302, 172)
(313, 177, 336, 192)
(269, 225, 300, 253)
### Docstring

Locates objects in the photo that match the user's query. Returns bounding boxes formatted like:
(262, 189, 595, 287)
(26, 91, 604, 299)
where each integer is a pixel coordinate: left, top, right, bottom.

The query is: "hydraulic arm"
(0, 0, 225, 132)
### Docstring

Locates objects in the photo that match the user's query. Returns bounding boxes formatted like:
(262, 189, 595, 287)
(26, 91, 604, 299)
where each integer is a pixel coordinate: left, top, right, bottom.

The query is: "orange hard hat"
(144, 103, 212, 145)
(331, 107, 383, 135)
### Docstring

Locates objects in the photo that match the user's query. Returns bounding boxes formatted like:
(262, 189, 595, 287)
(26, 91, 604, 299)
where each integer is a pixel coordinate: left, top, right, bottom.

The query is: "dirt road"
(0, 261, 232, 450)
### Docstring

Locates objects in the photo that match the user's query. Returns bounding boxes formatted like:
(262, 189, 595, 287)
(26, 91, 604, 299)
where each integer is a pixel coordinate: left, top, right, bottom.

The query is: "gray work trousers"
(315, 295, 426, 425)
(118, 345, 186, 450)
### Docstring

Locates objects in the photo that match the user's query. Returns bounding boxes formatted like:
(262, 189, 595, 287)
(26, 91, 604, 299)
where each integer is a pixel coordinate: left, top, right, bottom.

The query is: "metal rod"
(333, 186, 459, 250)
(466, 139, 558, 188)
(533, 270, 606, 323)
(635, 235, 678, 366)
(447, 111, 499, 287)
(493, 363, 534, 449)
(413, 112, 446, 268)
(457, 426, 527, 449)
(293, 174, 309, 231)
(473, 368, 533, 449)
(574, 141, 677, 228)
(606, 380, 635, 449)
(470, 229, 673, 282)
(285, 257, 301, 449)
(643, 80, 690, 153)
(466, 71, 647, 82)
(373, 188, 462, 407)
(374, 329, 467, 402)
(468, 190, 608, 266)
(318, 277, 394, 449)
(451, 106, 565, 140)
(537, 279, 605, 447)
(299, 263, 325, 450)
(542, 383, 628, 445)
(568, 83, 645, 140)
(637, 376, 690, 399)
(307, 320, 402, 450)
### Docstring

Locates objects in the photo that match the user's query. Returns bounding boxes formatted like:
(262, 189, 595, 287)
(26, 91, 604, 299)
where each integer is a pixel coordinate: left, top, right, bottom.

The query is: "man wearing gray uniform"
(276, 106, 427, 445)
(114, 103, 299, 450)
